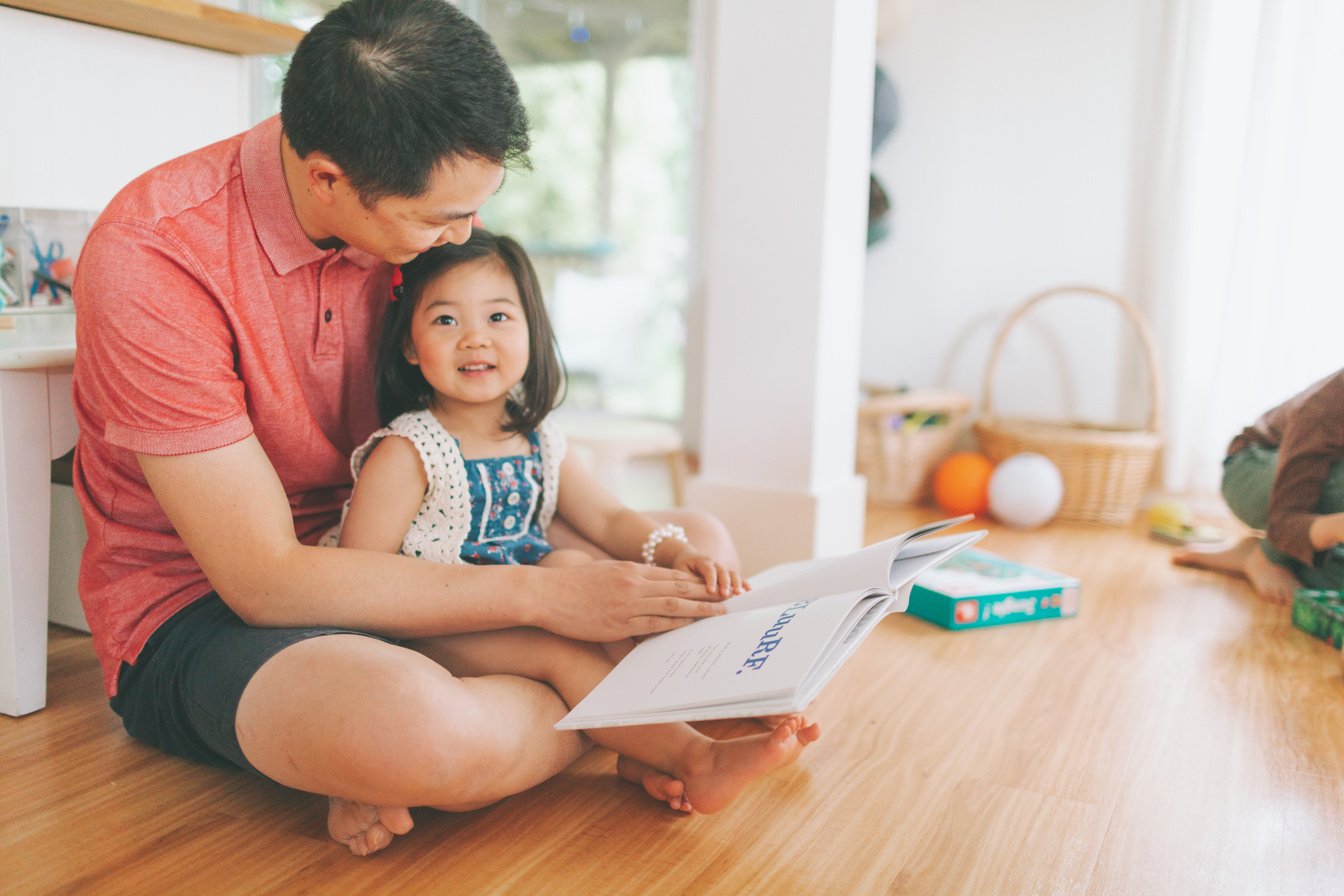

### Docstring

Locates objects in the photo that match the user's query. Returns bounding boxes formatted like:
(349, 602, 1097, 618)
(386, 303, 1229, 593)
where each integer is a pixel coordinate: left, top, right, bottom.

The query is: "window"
(249, 0, 693, 421)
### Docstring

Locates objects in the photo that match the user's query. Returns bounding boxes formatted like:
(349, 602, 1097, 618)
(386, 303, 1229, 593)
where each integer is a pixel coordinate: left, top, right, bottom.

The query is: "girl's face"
(404, 257, 531, 415)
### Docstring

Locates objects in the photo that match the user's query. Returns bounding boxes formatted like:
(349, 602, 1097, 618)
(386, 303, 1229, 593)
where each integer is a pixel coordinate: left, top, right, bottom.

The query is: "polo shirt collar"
(241, 116, 382, 275)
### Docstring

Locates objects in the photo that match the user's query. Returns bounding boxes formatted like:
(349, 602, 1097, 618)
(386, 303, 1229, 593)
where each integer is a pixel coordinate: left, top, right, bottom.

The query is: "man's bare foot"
(675, 716, 821, 815)
(327, 798, 414, 856)
(616, 755, 692, 813)
(1174, 535, 1300, 604)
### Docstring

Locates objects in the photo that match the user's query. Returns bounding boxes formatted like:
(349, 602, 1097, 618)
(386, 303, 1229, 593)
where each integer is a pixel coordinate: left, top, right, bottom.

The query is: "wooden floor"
(5, 506, 1344, 895)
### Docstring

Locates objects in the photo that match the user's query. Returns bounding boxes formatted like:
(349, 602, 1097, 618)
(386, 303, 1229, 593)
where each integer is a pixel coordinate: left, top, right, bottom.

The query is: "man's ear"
(305, 152, 346, 206)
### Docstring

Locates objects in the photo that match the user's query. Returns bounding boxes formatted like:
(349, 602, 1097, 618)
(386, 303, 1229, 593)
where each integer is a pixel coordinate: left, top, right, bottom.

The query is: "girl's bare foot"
(327, 798, 414, 856)
(756, 711, 815, 729)
(675, 716, 821, 815)
(616, 755, 692, 813)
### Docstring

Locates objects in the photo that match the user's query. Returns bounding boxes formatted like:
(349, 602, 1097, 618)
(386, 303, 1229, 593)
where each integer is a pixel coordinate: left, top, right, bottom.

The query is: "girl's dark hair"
(281, 0, 530, 204)
(376, 230, 565, 434)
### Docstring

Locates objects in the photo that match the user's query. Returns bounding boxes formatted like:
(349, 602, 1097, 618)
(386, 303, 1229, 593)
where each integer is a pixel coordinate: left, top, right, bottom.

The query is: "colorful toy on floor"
(1147, 497, 1228, 545)
(908, 547, 1080, 630)
(987, 451, 1062, 528)
(1291, 589, 1344, 650)
(931, 450, 994, 516)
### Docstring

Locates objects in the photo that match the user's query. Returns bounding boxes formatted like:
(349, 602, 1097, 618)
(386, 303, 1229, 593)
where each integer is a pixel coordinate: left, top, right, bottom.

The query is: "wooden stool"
(553, 411, 688, 506)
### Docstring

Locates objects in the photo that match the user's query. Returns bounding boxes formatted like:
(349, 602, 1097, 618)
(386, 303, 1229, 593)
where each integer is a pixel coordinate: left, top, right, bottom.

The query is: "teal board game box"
(908, 548, 1080, 630)
(1292, 589, 1344, 649)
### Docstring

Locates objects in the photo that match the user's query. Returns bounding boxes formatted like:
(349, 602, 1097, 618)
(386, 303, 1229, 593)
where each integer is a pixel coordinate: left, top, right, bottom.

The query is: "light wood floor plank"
(3, 506, 1342, 894)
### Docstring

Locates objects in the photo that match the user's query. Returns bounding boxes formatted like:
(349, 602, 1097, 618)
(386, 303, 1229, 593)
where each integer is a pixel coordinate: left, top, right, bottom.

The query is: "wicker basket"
(857, 389, 971, 505)
(972, 286, 1163, 526)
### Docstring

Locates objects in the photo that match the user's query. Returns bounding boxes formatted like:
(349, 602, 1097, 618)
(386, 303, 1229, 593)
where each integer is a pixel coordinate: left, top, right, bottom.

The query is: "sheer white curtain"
(1139, 0, 1344, 498)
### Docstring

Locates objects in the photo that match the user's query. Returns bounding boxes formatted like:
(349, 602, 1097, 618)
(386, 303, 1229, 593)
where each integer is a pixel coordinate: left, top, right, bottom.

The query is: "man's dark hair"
(281, 0, 530, 204)
(376, 230, 565, 434)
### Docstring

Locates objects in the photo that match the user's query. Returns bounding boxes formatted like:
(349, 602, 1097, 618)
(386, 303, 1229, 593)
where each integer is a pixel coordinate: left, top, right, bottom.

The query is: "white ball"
(988, 452, 1063, 528)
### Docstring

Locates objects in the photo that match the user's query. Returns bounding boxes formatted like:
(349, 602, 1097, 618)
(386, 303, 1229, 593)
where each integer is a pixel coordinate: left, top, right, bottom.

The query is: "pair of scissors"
(29, 234, 66, 301)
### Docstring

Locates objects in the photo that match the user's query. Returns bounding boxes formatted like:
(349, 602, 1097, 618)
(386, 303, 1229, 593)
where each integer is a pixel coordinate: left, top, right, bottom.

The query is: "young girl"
(335, 229, 819, 814)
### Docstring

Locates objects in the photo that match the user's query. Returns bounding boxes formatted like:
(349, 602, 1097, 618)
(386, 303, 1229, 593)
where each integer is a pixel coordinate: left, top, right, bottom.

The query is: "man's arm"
(138, 436, 726, 640)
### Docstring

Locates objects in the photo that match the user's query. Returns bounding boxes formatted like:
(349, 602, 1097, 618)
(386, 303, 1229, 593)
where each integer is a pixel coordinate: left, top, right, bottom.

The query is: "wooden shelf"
(0, 0, 305, 56)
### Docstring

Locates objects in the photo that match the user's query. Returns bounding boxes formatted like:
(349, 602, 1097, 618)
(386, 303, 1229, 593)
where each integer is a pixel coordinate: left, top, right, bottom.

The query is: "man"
(73, 0, 731, 856)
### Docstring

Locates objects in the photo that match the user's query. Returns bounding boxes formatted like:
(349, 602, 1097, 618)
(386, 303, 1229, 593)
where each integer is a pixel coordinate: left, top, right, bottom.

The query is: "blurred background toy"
(1147, 497, 1228, 545)
(932, 450, 994, 516)
(29, 233, 68, 304)
(987, 451, 1063, 528)
(0, 213, 18, 307)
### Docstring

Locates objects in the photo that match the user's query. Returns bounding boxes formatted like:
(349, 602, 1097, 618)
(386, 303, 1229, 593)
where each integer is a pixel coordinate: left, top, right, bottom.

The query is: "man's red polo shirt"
(73, 116, 388, 696)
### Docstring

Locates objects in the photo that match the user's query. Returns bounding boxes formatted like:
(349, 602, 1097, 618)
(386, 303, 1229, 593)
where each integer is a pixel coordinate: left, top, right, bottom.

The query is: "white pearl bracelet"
(641, 523, 688, 565)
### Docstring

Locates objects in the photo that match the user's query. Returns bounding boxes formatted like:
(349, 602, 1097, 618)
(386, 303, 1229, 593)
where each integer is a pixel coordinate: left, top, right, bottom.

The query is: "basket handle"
(980, 285, 1164, 436)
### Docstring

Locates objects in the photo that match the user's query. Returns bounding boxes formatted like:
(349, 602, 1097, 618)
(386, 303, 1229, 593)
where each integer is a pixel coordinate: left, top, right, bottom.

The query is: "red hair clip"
(390, 266, 403, 302)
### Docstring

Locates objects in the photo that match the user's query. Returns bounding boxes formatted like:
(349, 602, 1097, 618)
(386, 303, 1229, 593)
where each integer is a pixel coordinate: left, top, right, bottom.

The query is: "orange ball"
(931, 451, 994, 516)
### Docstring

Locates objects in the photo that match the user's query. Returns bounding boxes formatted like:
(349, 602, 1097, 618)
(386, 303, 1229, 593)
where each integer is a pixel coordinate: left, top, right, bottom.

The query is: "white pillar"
(687, 0, 876, 574)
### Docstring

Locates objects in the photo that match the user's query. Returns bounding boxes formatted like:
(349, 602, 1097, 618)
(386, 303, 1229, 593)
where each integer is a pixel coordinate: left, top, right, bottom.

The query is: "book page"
(557, 591, 890, 729)
(730, 523, 983, 614)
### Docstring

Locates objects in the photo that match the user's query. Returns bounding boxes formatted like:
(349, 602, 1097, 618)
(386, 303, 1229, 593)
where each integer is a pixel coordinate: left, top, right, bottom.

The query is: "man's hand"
(537, 560, 729, 642)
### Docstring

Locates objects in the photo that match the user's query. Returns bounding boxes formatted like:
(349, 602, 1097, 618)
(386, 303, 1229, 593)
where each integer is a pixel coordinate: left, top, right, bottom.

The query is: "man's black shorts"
(110, 593, 393, 774)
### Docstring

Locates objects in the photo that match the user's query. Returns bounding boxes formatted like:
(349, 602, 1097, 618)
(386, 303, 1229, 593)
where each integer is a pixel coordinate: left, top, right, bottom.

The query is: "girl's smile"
(404, 257, 531, 417)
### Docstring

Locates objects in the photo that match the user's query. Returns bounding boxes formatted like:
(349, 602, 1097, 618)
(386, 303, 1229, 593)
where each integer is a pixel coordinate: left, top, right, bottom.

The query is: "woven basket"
(972, 286, 1163, 526)
(857, 389, 971, 505)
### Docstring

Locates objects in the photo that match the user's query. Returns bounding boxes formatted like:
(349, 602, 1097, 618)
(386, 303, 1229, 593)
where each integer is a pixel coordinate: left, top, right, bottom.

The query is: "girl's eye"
(489, 311, 511, 323)
(432, 314, 458, 326)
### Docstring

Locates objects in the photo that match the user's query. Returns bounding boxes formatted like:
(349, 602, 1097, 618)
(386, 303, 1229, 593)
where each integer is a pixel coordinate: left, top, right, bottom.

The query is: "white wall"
(0, 5, 251, 210)
(862, 0, 1163, 429)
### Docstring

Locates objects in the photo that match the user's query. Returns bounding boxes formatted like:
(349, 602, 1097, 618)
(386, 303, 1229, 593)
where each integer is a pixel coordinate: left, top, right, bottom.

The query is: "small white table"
(0, 311, 77, 716)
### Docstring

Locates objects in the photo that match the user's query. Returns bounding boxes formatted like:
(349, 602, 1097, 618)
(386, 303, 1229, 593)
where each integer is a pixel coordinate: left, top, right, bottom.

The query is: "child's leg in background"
(1222, 444, 1305, 576)
(1300, 457, 1344, 590)
(1176, 444, 1301, 602)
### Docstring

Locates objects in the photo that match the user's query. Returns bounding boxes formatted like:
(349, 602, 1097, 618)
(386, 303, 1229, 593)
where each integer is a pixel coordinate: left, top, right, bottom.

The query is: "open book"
(555, 516, 986, 729)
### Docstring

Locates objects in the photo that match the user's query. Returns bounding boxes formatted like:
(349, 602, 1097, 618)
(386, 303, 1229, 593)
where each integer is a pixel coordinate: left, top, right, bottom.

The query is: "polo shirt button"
(324, 309, 333, 323)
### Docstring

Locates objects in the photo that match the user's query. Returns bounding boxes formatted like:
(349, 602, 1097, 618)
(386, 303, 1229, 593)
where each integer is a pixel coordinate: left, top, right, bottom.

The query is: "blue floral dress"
(458, 432, 554, 565)
(331, 410, 566, 566)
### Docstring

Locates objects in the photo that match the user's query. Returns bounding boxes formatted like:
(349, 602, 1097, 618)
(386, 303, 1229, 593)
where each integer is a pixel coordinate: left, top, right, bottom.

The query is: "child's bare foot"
(616, 755, 692, 813)
(675, 716, 820, 815)
(756, 711, 815, 730)
(1243, 544, 1300, 604)
(1173, 535, 1256, 575)
(327, 798, 414, 856)
(1174, 535, 1300, 604)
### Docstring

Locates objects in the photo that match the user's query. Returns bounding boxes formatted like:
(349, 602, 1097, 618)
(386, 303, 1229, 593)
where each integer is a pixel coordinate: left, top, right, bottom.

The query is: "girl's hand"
(671, 548, 749, 598)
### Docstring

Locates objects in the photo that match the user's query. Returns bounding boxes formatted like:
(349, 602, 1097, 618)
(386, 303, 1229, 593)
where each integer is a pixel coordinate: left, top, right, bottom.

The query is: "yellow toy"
(1148, 498, 1227, 545)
